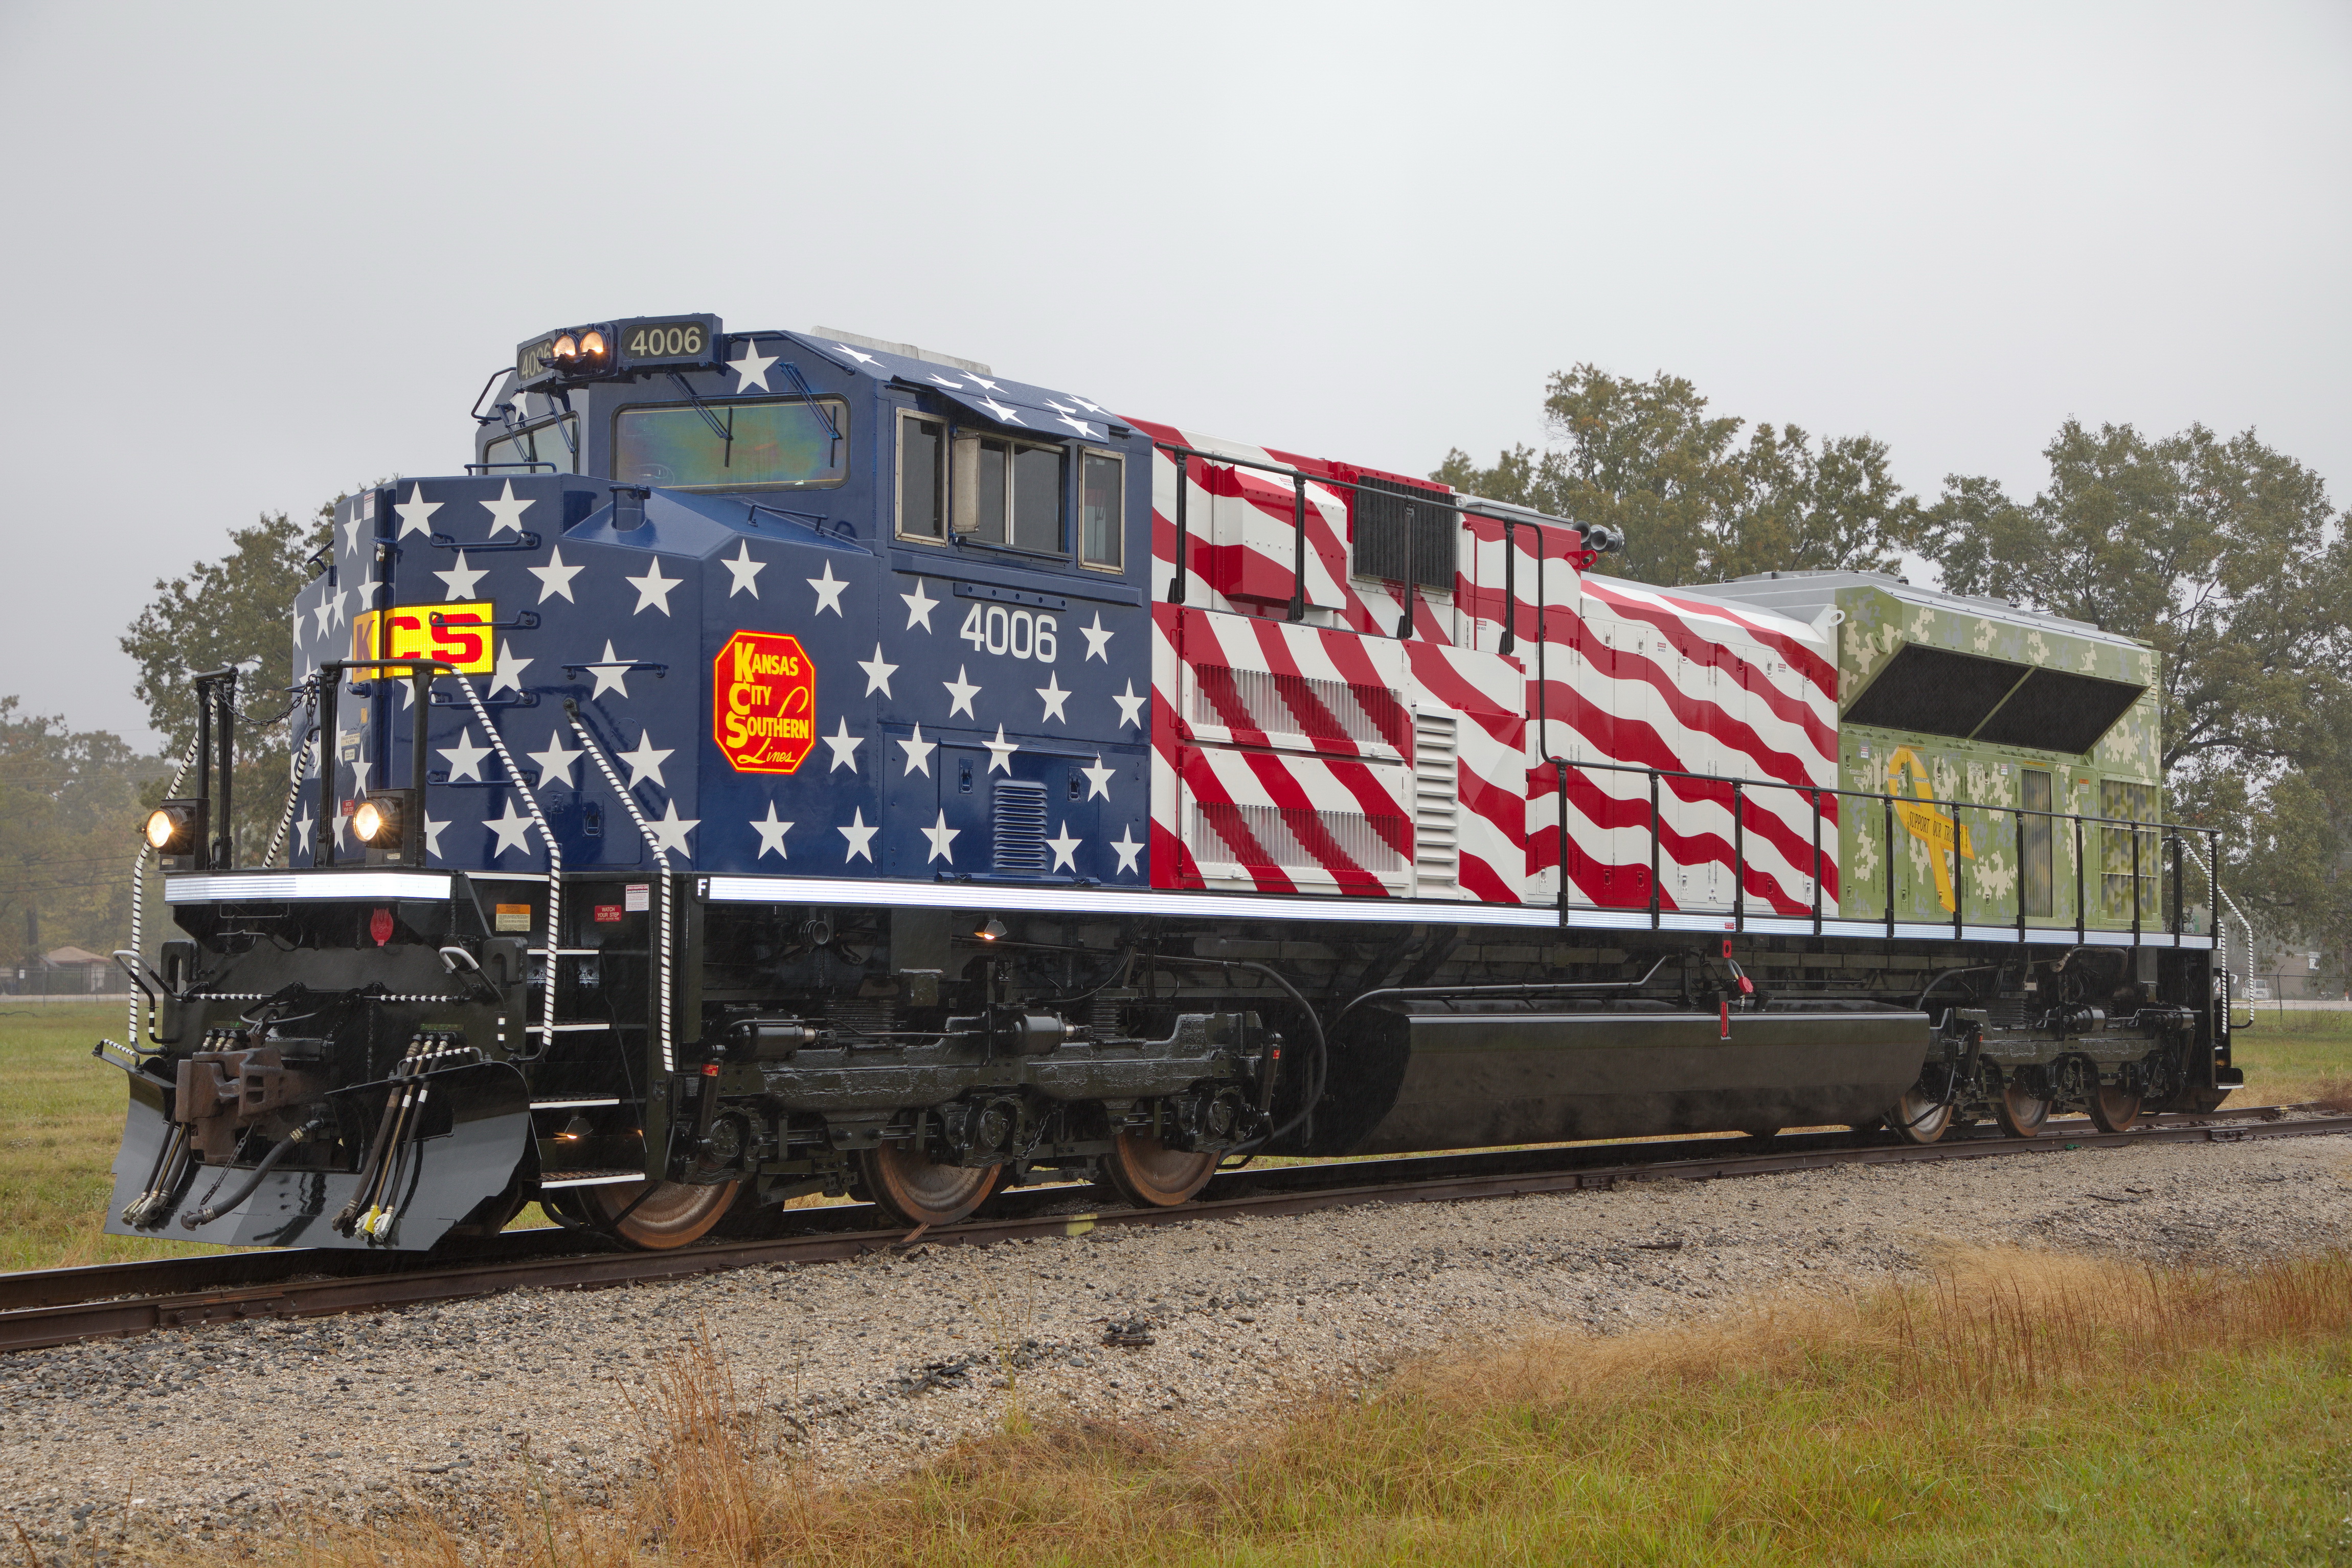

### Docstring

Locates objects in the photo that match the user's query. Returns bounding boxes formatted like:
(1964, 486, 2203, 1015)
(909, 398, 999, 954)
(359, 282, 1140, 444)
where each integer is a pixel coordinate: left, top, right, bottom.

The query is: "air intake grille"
(1351, 475, 1457, 591)
(1412, 713, 1458, 893)
(1191, 664, 1409, 752)
(991, 781, 1049, 874)
(1187, 801, 1405, 873)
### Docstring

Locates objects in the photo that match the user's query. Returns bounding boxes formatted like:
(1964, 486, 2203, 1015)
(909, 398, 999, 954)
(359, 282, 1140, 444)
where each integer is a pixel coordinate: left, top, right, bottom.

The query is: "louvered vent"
(991, 781, 1049, 874)
(1191, 665, 1409, 752)
(1412, 713, 1459, 893)
(1187, 802, 1405, 873)
(1352, 475, 1457, 590)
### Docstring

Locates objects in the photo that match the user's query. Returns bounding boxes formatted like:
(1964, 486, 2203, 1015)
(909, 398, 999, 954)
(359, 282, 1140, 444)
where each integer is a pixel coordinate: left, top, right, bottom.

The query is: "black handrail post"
(2131, 816, 2142, 944)
(1499, 517, 1517, 656)
(1731, 779, 1746, 928)
(210, 670, 236, 870)
(314, 666, 339, 869)
(2015, 807, 2026, 942)
(1168, 447, 1188, 605)
(192, 678, 215, 872)
(1286, 475, 1307, 623)
(1648, 770, 1661, 930)
(1811, 786, 1823, 937)
(2169, 829, 2183, 941)
(2073, 812, 2086, 944)
(409, 664, 433, 868)
(1952, 791, 1966, 940)
(1553, 757, 1568, 928)
(1883, 791, 1896, 939)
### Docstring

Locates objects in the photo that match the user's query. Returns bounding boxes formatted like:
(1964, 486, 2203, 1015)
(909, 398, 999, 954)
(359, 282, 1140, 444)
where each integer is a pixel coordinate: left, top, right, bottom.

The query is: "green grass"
(0, 1001, 234, 1271)
(2230, 1007, 2352, 1104)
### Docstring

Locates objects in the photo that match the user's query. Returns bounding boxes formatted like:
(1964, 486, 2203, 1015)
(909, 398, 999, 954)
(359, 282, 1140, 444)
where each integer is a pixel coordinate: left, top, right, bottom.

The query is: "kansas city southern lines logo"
(715, 630, 817, 773)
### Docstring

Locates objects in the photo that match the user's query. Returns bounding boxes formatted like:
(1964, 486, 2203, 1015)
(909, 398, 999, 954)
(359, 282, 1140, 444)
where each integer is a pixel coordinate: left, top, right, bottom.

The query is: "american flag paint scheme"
(115, 313, 2226, 1256)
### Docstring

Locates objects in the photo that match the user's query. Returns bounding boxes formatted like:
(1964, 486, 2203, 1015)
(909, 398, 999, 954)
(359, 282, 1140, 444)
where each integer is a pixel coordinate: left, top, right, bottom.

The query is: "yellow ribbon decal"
(1884, 746, 1974, 913)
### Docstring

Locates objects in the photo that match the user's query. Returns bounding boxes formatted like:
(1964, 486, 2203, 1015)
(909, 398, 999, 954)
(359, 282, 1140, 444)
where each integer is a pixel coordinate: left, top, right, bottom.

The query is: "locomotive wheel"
(858, 1144, 1000, 1228)
(1101, 1129, 1217, 1208)
(1995, 1083, 2052, 1139)
(2087, 1085, 2143, 1133)
(1889, 1085, 1953, 1145)
(579, 1179, 741, 1250)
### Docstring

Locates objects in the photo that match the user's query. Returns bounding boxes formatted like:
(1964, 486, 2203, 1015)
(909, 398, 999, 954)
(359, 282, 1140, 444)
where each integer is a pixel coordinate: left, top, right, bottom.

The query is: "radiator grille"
(1351, 474, 1457, 590)
(1187, 801, 1405, 873)
(991, 781, 1049, 874)
(1191, 664, 1408, 752)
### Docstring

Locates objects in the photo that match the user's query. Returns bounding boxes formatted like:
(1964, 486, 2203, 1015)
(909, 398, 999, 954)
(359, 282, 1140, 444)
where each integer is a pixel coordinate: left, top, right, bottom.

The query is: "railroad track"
(5, 1105, 2344, 1356)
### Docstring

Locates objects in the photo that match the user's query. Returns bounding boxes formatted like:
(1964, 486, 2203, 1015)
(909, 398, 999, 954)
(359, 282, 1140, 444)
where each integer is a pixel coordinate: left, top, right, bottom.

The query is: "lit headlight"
(552, 333, 579, 363)
(579, 329, 607, 360)
(352, 794, 400, 846)
(144, 801, 198, 854)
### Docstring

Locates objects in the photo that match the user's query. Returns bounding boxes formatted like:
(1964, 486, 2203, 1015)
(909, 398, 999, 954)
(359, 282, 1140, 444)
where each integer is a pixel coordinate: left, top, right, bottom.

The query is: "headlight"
(579, 329, 607, 360)
(352, 792, 406, 849)
(552, 333, 579, 363)
(143, 801, 198, 855)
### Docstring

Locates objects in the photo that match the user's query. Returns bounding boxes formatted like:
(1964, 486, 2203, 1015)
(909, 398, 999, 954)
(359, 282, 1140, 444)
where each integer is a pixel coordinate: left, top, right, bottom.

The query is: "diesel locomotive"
(101, 314, 2241, 1251)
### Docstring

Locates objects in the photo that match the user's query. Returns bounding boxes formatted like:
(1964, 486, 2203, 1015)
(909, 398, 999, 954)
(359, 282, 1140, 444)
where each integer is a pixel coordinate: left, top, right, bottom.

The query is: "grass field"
(169, 1245, 2352, 1566)
(5, 1002, 2348, 1277)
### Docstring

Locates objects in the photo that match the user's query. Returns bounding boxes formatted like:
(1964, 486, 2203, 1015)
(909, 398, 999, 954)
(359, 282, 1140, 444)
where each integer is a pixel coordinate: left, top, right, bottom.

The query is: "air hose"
(181, 1120, 325, 1229)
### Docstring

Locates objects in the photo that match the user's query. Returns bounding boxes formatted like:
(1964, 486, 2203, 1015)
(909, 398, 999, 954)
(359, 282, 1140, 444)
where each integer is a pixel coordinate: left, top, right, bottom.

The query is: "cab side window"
(898, 413, 946, 541)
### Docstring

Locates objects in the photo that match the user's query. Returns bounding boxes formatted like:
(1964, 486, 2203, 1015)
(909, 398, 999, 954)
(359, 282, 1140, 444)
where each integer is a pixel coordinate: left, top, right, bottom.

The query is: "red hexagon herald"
(713, 630, 818, 774)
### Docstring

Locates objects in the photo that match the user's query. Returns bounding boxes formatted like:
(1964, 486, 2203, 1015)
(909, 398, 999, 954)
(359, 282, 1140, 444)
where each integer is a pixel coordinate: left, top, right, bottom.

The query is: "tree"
(0, 699, 155, 967)
(120, 505, 333, 864)
(1924, 420, 2352, 960)
(1434, 365, 1923, 586)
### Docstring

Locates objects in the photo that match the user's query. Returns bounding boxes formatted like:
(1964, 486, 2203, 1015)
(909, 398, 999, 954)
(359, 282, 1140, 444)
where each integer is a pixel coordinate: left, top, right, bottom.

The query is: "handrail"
(1539, 753, 2220, 944)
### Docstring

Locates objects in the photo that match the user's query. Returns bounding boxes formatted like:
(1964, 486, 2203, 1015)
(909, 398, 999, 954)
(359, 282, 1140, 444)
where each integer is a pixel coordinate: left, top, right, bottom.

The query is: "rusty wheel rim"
(581, 1179, 740, 1251)
(858, 1144, 1000, 1228)
(1890, 1085, 1953, 1145)
(2088, 1085, 2142, 1133)
(1997, 1084, 2052, 1138)
(1102, 1130, 1217, 1208)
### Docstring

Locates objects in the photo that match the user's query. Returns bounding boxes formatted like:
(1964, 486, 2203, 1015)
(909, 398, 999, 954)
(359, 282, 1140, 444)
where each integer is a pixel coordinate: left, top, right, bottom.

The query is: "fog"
(2, 1, 2344, 744)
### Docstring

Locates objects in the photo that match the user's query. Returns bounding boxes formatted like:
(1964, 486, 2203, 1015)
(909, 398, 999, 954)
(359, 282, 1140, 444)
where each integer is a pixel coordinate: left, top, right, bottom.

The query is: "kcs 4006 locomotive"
(101, 314, 2242, 1250)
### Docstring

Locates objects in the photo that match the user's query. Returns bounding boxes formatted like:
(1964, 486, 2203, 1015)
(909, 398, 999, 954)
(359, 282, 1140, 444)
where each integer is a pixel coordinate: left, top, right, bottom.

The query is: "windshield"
(483, 416, 578, 474)
(614, 397, 849, 491)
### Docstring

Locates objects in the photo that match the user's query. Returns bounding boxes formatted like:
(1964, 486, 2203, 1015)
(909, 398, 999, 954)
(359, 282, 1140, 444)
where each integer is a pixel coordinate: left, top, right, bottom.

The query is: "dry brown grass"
(141, 1243, 2352, 1566)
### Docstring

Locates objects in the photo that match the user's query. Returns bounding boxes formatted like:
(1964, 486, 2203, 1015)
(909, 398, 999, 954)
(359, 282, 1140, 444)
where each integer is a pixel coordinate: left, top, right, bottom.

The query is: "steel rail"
(5, 1107, 2344, 1356)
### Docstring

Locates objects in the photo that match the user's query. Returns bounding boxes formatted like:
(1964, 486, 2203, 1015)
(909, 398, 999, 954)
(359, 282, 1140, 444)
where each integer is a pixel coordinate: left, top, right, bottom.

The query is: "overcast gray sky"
(2, 1, 2345, 746)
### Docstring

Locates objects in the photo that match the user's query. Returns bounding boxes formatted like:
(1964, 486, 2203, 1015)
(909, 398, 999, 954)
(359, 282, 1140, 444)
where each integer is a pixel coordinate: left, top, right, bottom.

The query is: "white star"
(822, 716, 862, 771)
(1070, 395, 1105, 416)
(839, 807, 878, 862)
(727, 337, 778, 393)
(422, 813, 448, 860)
(942, 665, 981, 718)
(963, 370, 1001, 391)
(584, 641, 635, 699)
(311, 596, 335, 637)
(292, 806, 313, 855)
(617, 729, 673, 788)
(625, 559, 681, 616)
(829, 341, 879, 366)
(900, 579, 938, 631)
(920, 808, 960, 864)
(529, 544, 584, 604)
(1112, 679, 1146, 729)
(1081, 755, 1115, 800)
(394, 483, 441, 539)
(1046, 821, 1082, 872)
(925, 373, 963, 390)
(1034, 671, 1071, 723)
(858, 643, 898, 698)
(984, 724, 1018, 775)
(484, 795, 538, 857)
(338, 506, 365, 554)
(528, 728, 582, 788)
(481, 480, 535, 537)
(328, 586, 352, 630)
(807, 560, 849, 616)
(1079, 612, 1114, 662)
(897, 723, 936, 777)
(977, 395, 1025, 426)
(645, 800, 699, 857)
(721, 541, 765, 599)
(1053, 411, 1097, 439)
(489, 639, 532, 697)
(438, 726, 492, 783)
(751, 803, 793, 860)
(290, 605, 305, 649)
(1109, 825, 1143, 875)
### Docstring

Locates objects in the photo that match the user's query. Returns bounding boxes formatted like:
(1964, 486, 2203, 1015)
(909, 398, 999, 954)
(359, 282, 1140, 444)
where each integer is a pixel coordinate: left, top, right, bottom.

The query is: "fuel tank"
(1300, 1003, 1932, 1155)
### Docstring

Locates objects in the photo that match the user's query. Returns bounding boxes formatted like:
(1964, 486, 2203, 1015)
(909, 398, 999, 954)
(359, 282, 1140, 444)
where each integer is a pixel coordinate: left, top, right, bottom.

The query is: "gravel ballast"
(7, 1129, 2349, 1555)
